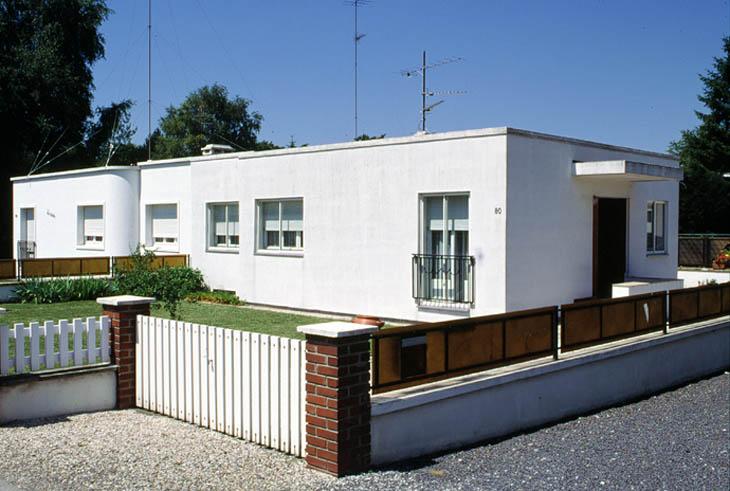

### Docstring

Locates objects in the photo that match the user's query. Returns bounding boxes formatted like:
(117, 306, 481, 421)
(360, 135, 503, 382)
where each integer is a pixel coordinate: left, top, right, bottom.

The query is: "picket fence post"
(97, 295, 155, 409)
(297, 321, 377, 477)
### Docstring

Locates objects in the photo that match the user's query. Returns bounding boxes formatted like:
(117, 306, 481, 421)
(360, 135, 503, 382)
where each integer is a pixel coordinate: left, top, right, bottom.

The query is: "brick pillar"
(297, 321, 378, 477)
(97, 295, 155, 409)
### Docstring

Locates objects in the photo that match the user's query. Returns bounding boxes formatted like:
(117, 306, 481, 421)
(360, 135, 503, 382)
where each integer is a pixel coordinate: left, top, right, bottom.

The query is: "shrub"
(113, 246, 206, 318)
(15, 277, 117, 304)
(186, 290, 243, 306)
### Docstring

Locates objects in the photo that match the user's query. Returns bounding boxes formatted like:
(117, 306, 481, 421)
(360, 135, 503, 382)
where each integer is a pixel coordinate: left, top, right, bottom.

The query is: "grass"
(0, 300, 328, 340)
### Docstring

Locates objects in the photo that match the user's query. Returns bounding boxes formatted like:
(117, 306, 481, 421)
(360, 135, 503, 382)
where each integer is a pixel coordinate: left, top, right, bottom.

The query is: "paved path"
(1, 374, 728, 490)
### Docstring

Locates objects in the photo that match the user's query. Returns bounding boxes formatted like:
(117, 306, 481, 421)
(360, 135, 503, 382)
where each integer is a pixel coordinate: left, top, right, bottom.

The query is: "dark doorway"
(593, 197, 627, 298)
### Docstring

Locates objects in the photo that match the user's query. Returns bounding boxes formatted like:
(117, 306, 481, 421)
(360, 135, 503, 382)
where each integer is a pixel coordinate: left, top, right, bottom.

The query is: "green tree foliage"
(354, 133, 386, 141)
(670, 37, 730, 233)
(0, 0, 110, 255)
(153, 84, 264, 158)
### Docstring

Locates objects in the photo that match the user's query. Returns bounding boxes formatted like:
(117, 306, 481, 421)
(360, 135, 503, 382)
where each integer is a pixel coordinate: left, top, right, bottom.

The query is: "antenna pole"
(354, 2, 358, 139)
(147, 0, 152, 161)
(421, 50, 427, 132)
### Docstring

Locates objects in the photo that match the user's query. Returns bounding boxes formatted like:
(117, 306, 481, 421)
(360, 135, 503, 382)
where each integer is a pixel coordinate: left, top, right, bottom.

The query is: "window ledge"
(77, 245, 105, 251)
(206, 247, 239, 254)
(646, 251, 668, 257)
(255, 250, 304, 258)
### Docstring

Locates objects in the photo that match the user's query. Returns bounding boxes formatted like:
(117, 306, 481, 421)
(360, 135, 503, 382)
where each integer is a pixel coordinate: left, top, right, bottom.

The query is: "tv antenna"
(401, 51, 465, 133)
(345, 0, 371, 139)
(147, 0, 152, 160)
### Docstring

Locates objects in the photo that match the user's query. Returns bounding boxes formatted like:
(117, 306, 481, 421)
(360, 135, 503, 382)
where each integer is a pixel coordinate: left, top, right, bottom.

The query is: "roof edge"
(11, 165, 138, 182)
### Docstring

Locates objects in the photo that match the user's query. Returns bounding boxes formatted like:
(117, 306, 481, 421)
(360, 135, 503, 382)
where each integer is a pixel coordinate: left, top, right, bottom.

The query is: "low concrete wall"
(677, 268, 730, 287)
(612, 278, 683, 297)
(371, 318, 730, 466)
(0, 283, 17, 302)
(0, 364, 116, 424)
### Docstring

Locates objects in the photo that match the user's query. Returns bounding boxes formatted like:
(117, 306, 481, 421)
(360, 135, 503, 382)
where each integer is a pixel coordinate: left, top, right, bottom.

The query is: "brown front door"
(593, 197, 627, 298)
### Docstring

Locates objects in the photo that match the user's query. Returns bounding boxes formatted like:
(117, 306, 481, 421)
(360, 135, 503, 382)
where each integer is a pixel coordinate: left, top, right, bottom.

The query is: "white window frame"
(146, 203, 180, 253)
(77, 204, 105, 251)
(19, 207, 36, 243)
(206, 202, 240, 252)
(646, 200, 667, 255)
(255, 198, 304, 256)
(418, 192, 470, 256)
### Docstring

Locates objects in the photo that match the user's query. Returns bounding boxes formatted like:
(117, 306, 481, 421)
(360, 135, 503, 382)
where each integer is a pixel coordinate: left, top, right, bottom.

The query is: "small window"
(257, 199, 304, 252)
(646, 201, 667, 254)
(78, 205, 104, 248)
(207, 203, 239, 250)
(147, 204, 178, 251)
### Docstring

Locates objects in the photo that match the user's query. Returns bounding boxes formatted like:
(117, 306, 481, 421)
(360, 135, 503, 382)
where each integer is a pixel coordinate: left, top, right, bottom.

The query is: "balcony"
(412, 254, 475, 306)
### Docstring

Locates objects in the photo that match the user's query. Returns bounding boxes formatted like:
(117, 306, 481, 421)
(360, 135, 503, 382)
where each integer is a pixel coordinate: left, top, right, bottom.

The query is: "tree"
(0, 0, 110, 255)
(83, 99, 147, 165)
(354, 133, 386, 141)
(670, 37, 730, 233)
(153, 84, 264, 158)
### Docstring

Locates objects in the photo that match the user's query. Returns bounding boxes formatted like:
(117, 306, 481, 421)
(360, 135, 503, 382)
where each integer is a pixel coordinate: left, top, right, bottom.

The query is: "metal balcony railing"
(412, 254, 475, 305)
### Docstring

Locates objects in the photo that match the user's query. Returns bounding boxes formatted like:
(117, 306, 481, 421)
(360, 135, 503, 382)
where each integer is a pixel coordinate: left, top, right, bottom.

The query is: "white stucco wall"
(504, 133, 680, 311)
(139, 162, 192, 256)
(189, 133, 508, 322)
(11, 167, 140, 258)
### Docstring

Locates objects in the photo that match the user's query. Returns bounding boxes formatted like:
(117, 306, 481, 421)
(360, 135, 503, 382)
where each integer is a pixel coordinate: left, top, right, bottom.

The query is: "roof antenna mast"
(147, 0, 152, 161)
(346, 0, 371, 139)
(401, 51, 465, 133)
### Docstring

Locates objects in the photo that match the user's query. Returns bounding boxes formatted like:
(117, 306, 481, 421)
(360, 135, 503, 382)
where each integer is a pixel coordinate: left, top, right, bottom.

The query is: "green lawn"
(0, 300, 328, 339)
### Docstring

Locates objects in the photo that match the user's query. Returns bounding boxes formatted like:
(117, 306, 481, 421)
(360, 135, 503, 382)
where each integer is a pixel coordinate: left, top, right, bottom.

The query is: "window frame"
(206, 202, 240, 253)
(646, 200, 668, 255)
(255, 198, 305, 256)
(418, 192, 470, 257)
(76, 203, 105, 251)
(145, 203, 180, 253)
(19, 207, 36, 243)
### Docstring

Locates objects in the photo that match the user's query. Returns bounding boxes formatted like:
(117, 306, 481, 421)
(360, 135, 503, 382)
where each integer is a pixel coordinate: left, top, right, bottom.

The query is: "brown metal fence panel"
(81, 257, 111, 275)
(678, 235, 730, 267)
(162, 255, 187, 267)
(561, 292, 666, 352)
(19, 259, 54, 278)
(52, 258, 82, 276)
(0, 260, 16, 280)
(669, 283, 727, 327)
(113, 254, 188, 273)
(372, 306, 557, 393)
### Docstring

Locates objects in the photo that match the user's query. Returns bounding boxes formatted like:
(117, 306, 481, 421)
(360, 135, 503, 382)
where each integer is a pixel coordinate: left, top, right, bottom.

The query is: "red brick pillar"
(297, 321, 378, 477)
(97, 295, 155, 409)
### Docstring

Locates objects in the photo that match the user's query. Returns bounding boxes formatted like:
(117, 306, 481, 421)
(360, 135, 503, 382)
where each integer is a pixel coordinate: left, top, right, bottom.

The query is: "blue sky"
(92, 0, 729, 152)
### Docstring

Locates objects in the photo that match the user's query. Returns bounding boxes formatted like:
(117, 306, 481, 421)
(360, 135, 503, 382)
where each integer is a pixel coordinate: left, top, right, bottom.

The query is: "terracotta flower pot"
(351, 314, 384, 328)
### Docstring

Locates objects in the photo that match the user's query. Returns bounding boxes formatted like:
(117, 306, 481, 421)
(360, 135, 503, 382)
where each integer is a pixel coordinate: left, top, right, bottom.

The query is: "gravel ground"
(1, 373, 728, 490)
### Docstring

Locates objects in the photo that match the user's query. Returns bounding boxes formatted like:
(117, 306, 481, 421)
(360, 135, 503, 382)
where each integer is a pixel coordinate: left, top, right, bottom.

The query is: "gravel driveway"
(1, 373, 728, 490)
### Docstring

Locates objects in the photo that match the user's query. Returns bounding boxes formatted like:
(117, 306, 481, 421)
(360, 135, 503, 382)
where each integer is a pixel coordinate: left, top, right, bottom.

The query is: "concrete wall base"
(0, 364, 117, 424)
(371, 319, 730, 466)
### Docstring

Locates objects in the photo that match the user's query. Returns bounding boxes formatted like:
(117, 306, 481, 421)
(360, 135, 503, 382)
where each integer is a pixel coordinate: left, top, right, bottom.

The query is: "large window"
(257, 199, 304, 252)
(422, 194, 469, 257)
(20, 208, 35, 243)
(78, 205, 104, 248)
(646, 201, 667, 254)
(207, 203, 239, 250)
(147, 204, 178, 251)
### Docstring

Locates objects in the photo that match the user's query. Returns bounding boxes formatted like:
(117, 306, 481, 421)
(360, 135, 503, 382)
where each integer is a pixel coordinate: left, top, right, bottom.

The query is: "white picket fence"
(0, 316, 110, 376)
(136, 316, 307, 457)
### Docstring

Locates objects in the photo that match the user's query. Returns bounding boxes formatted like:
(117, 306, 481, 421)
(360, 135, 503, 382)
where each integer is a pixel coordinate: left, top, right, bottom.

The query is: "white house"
(11, 127, 684, 321)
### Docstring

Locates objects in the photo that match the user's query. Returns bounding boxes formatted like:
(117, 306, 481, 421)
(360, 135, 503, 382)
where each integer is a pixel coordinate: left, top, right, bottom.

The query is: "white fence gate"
(135, 316, 307, 457)
(0, 316, 110, 376)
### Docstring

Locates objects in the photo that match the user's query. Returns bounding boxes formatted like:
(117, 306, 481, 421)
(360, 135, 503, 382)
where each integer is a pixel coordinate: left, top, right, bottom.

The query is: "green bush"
(113, 247, 205, 318)
(14, 277, 117, 304)
(186, 290, 243, 306)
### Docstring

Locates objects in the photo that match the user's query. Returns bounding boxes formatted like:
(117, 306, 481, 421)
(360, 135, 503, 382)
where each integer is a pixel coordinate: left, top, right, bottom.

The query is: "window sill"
(206, 247, 240, 254)
(77, 245, 105, 251)
(255, 250, 304, 258)
(646, 251, 668, 257)
(148, 245, 180, 254)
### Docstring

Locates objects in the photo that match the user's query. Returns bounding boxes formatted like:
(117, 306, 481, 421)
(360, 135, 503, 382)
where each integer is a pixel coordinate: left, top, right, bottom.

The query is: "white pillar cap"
(297, 321, 378, 338)
(96, 295, 156, 306)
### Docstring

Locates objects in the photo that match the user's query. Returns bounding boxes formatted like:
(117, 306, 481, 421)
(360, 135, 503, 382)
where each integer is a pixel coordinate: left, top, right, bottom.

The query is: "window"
(257, 199, 304, 252)
(147, 204, 178, 250)
(78, 205, 104, 248)
(422, 194, 469, 256)
(207, 203, 239, 249)
(20, 208, 35, 243)
(646, 201, 667, 253)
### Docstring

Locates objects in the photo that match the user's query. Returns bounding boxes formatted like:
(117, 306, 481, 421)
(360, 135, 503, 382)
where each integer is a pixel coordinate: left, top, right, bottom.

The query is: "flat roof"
(10, 165, 138, 182)
(11, 126, 679, 181)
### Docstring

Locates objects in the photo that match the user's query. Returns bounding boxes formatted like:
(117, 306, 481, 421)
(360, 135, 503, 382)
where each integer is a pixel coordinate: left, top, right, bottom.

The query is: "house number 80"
(494, 207, 502, 214)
